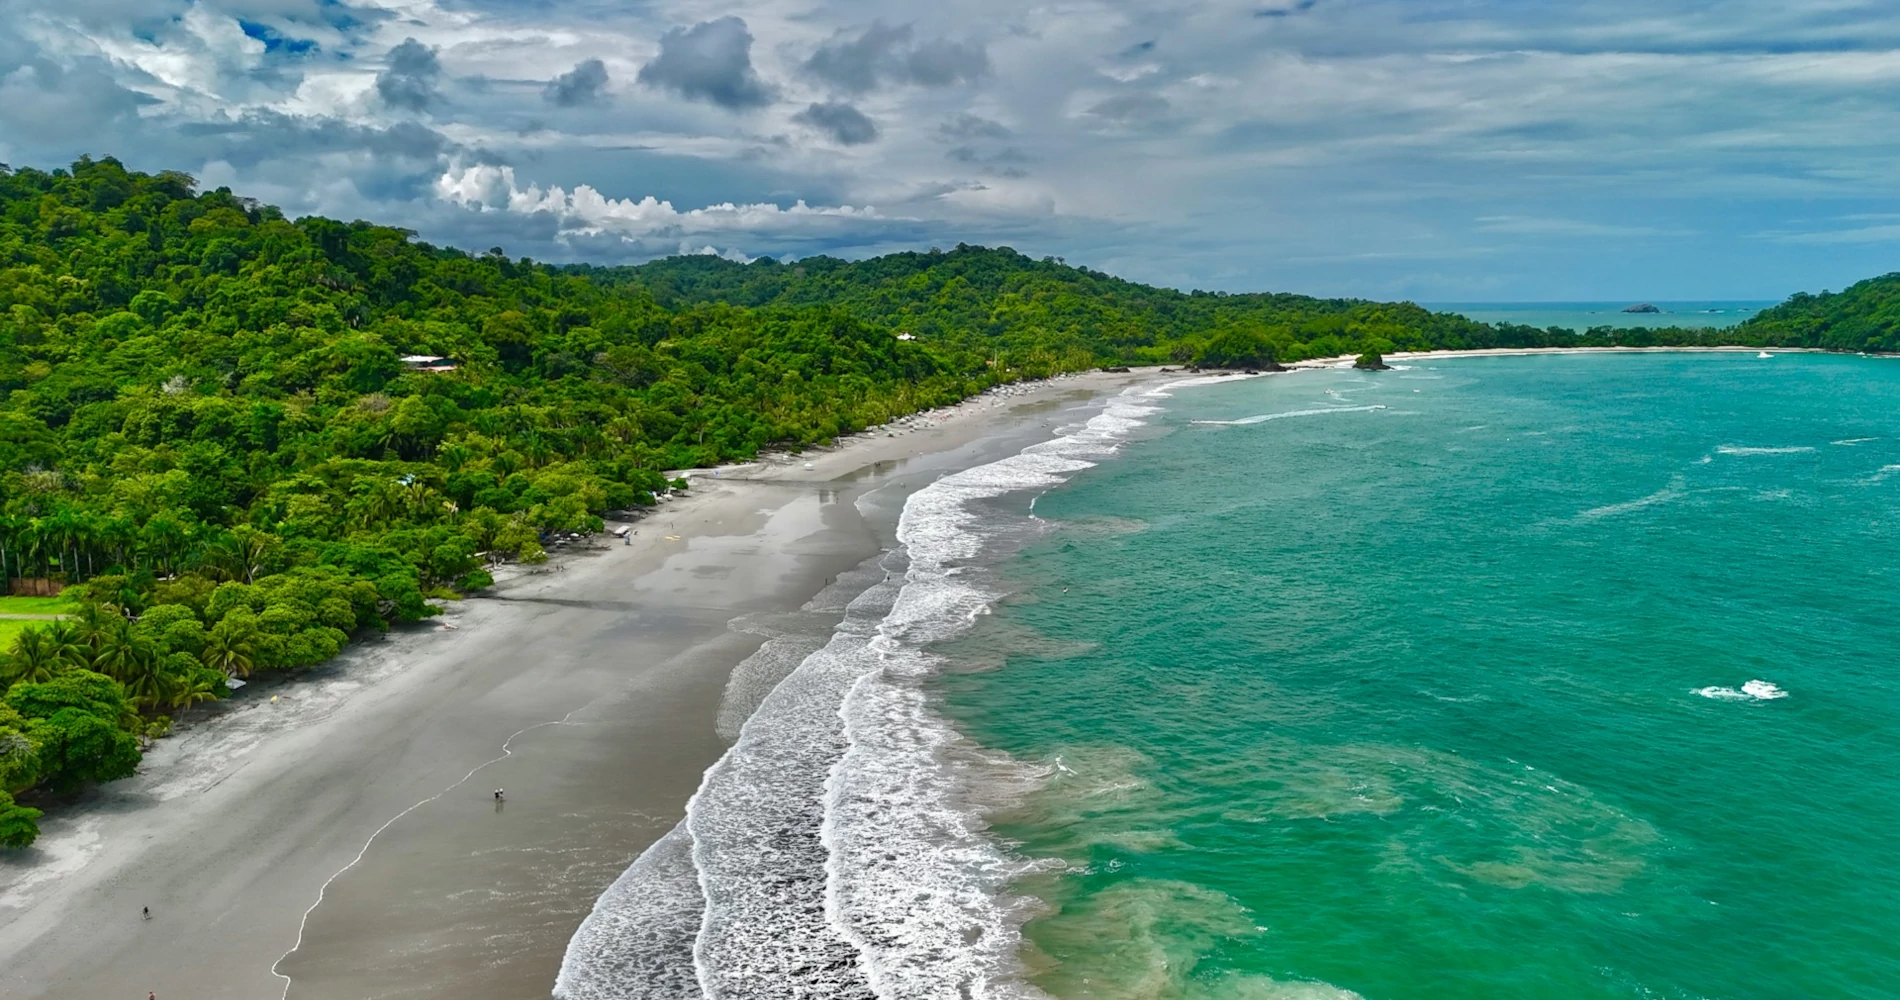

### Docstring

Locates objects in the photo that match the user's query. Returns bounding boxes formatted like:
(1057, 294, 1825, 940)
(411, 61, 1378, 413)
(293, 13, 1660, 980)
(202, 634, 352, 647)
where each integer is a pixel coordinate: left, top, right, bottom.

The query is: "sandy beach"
(0, 369, 1156, 1000)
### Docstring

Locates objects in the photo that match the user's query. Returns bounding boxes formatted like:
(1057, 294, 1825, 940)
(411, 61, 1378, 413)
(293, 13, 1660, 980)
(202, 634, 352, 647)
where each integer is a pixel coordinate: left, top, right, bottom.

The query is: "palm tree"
(231, 525, 280, 584)
(140, 514, 190, 577)
(0, 514, 20, 588)
(89, 621, 150, 685)
(70, 603, 115, 660)
(167, 671, 222, 711)
(122, 651, 169, 709)
(203, 626, 256, 678)
(5, 627, 64, 684)
(42, 620, 91, 669)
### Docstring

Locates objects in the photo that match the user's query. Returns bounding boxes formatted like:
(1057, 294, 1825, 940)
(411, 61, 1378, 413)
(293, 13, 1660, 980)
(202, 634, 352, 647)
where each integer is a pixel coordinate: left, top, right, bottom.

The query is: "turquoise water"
(940, 354, 1900, 1000)
(1429, 302, 1776, 331)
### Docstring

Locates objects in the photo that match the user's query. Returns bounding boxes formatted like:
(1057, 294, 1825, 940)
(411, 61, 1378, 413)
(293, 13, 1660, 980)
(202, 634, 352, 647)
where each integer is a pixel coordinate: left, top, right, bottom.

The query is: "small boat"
(1757, 351, 1773, 359)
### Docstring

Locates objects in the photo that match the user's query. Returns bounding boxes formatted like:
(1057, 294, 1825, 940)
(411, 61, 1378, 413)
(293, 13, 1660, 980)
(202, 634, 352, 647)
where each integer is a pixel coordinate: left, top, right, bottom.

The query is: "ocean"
(1428, 301, 1777, 331)
(558, 352, 1900, 999)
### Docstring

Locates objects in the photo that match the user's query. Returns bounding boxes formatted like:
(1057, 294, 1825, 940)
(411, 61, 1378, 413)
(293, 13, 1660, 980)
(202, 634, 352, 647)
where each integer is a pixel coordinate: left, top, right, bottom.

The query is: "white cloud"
(434, 162, 889, 242)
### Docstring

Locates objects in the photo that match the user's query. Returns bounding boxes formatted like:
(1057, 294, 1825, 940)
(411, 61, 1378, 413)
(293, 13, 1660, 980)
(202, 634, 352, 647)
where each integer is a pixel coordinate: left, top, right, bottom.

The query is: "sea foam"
(825, 390, 1163, 999)
(556, 386, 1170, 1000)
(1694, 680, 1788, 701)
(1714, 445, 1816, 456)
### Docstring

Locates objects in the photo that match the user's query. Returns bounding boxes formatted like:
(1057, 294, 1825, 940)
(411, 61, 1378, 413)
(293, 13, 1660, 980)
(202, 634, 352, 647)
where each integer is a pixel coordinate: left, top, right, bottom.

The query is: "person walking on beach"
(494, 788, 504, 803)
(142, 906, 149, 920)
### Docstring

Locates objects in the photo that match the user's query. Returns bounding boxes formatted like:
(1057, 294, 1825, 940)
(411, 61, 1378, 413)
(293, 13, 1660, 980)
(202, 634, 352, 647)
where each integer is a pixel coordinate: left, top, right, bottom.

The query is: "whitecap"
(1714, 445, 1816, 456)
(1192, 404, 1387, 426)
(1832, 437, 1879, 446)
(1694, 680, 1787, 701)
(1742, 679, 1788, 699)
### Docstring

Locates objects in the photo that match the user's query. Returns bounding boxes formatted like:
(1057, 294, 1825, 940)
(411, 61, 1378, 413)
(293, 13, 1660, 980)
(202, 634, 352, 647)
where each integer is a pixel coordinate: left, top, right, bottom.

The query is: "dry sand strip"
(0, 369, 1153, 1000)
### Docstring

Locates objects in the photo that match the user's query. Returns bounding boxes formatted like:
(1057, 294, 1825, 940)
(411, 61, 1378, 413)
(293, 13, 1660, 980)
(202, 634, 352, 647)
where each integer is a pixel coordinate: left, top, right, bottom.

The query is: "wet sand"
(0, 370, 1154, 1000)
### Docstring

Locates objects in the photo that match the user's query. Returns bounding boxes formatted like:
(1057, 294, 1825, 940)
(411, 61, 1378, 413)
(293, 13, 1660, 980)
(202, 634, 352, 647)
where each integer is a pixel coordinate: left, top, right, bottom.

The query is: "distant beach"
(1428, 300, 1778, 331)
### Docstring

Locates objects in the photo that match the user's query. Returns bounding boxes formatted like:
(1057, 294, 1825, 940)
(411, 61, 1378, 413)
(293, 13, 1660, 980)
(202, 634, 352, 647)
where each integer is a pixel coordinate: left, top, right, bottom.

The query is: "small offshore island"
(0, 158, 1897, 999)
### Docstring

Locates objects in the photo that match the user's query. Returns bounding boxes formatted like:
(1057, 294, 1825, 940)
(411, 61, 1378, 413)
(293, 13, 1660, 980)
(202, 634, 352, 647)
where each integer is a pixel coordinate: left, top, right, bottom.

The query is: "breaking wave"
(556, 384, 1171, 1000)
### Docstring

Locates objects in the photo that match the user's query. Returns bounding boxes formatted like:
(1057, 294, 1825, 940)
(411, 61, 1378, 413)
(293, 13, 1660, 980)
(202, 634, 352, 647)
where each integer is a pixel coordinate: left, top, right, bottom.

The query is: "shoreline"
(0, 368, 1156, 1000)
(1291, 344, 1844, 368)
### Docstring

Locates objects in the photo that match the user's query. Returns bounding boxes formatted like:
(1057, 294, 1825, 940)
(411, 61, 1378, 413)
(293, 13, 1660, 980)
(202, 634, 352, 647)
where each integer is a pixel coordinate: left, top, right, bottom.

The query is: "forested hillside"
(1738, 273, 1900, 352)
(0, 156, 1815, 845)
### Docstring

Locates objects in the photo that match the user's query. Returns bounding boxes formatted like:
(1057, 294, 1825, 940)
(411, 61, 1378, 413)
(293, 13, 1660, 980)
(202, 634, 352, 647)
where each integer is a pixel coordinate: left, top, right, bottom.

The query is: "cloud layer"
(4, 0, 1899, 298)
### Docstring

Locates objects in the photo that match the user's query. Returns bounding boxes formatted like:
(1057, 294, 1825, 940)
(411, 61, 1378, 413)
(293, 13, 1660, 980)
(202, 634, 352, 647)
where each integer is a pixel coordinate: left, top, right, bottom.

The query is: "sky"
(3, 0, 1899, 301)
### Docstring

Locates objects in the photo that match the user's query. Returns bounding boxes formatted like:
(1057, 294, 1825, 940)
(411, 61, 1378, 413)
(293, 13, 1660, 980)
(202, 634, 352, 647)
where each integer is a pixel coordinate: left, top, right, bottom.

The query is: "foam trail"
(1715, 445, 1815, 456)
(1578, 476, 1686, 520)
(1192, 404, 1386, 426)
(1860, 464, 1900, 486)
(825, 388, 1166, 1000)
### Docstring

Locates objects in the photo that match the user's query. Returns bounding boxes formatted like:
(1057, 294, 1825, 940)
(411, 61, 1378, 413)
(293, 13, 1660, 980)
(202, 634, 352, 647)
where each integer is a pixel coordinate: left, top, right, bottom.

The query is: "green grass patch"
(0, 596, 80, 615)
(0, 618, 42, 648)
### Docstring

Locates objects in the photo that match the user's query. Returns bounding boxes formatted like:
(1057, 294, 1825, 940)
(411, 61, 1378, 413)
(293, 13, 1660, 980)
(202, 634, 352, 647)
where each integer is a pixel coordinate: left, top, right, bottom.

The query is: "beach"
(0, 368, 1154, 1000)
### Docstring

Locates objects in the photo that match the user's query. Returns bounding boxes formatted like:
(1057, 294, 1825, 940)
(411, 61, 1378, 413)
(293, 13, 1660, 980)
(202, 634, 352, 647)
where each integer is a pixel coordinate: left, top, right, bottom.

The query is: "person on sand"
(142, 906, 149, 920)
(494, 789, 504, 802)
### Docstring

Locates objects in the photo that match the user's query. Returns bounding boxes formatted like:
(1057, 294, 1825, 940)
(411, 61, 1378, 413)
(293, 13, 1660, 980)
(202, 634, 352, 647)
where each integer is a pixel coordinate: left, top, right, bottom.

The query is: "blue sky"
(2, 0, 1898, 300)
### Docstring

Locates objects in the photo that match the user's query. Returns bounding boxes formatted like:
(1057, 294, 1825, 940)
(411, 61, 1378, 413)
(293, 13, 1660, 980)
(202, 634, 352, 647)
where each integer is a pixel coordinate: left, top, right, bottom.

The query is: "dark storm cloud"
(544, 58, 609, 106)
(793, 102, 880, 145)
(804, 22, 988, 93)
(637, 17, 774, 110)
(376, 37, 442, 111)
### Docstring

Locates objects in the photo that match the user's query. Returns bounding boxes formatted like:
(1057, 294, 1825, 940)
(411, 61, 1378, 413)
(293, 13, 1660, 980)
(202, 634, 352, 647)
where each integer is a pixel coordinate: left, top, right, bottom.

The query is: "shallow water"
(940, 353, 1900, 999)
(561, 354, 1900, 1000)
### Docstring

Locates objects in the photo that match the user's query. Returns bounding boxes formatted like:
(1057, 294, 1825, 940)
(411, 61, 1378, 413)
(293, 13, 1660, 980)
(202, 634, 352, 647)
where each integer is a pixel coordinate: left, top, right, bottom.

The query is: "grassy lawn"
(0, 595, 80, 616)
(0, 618, 41, 648)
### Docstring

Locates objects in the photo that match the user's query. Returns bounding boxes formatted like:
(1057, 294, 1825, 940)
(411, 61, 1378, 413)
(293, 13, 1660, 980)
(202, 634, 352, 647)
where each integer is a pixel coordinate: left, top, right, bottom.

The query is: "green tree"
(0, 790, 42, 849)
(202, 622, 257, 678)
(5, 628, 67, 685)
(6, 671, 141, 792)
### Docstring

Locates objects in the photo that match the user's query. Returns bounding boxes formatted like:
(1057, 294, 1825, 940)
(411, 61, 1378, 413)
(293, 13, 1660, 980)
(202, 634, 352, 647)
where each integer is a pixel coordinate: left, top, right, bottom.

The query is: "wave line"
(269, 708, 587, 998)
